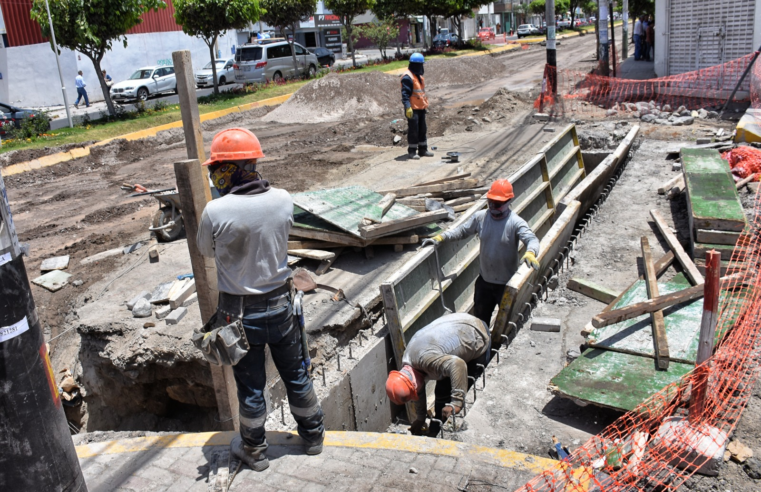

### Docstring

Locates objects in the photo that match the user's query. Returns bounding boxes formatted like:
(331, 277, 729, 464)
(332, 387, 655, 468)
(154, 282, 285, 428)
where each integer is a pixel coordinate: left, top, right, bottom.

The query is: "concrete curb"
(75, 430, 555, 473)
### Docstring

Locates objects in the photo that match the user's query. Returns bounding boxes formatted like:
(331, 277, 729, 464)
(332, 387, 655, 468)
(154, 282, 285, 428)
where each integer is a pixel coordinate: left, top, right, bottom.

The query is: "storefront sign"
(316, 14, 342, 27)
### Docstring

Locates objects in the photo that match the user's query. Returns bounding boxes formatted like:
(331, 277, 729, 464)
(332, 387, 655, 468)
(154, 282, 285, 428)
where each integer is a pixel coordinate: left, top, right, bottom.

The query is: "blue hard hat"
(410, 53, 425, 63)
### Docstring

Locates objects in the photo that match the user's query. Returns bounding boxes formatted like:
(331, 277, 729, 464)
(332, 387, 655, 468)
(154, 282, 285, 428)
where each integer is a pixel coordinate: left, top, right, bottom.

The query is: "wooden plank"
(444, 196, 478, 207)
(696, 229, 742, 246)
(358, 209, 448, 239)
(694, 243, 738, 261)
(371, 234, 420, 245)
(567, 278, 619, 304)
(658, 174, 684, 194)
(290, 227, 367, 247)
(437, 188, 489, 200)
(386, 179, 480, 198)
(316, 248, 343, 275)
(650, 209, 704, 285)
(287, 240, 345, 249)
(736, 173, 756, 189)
(412, 172, 472, 187)
(452, 201, 478, 212)
(641, 237, 670, 370)
(287, 249, 336, 261)
(694, 258, 747, 276)
(172, 50, 205, 162)
(364, 193, 396, 223)
(169, 279, 197, 310)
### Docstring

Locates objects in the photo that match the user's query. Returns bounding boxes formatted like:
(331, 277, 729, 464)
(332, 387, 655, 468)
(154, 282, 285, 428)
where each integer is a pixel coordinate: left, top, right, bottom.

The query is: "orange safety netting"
(535, 52, 761, 113)
(724, 147, 761, 179)
(516, 188, 761, 492)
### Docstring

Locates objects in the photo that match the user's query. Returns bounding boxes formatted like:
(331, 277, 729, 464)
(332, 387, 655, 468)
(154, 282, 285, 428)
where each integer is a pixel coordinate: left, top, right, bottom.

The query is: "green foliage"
(173, 0, 261, 94)
(359, 17, 400, 59)
(30, 0, 166, 116)
(372, 0, 422, 19)
(629, 0, 655, 17)
(260, 0, 316, 76)
(7, 113, 51, 140)
(325, 0, 375, 66)
(528, 0, 570, 16)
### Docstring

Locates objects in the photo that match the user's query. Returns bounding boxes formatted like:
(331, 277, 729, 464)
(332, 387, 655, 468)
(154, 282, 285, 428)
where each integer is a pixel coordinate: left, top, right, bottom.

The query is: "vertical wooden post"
(172, 48, 238, 430)
(172, 50, 206, 162)
(641, 237, 670, 370)
(697, 251, 721, 364)
(690, 250, 720, 423)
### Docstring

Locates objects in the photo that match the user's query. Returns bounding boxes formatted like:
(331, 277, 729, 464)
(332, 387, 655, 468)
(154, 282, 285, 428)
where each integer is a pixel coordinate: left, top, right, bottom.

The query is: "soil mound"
(480, 87, 530, 115)
(423, 55, 503, 87)
(263, 71, 399, 124)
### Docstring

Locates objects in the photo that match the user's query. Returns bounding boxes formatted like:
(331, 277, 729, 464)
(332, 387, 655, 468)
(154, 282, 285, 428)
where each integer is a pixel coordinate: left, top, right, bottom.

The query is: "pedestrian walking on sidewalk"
(401, 53, 434, 160)
(385, 312, 491, 437)
(74, 70, 89, 109)
(423, 179, 540, 328)
(197, 128, 325, 472)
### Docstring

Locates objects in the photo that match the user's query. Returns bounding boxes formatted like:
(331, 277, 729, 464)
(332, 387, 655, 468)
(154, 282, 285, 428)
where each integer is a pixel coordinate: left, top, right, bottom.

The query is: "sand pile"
(480, 87, 530, 115)
(263, 71, 400, 124)
(423, 55, 504, 88)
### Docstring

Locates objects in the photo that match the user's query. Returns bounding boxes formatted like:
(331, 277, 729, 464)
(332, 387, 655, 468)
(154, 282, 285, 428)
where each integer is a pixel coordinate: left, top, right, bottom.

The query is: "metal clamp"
(431, 244, 453, 314)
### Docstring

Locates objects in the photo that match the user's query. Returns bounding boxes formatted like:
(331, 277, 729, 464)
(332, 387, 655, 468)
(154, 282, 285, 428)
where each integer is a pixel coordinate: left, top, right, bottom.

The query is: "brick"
(533, 113, 550, 121)
(165, 307, 188, 325)
(530, 317, 561, 332)
(347, 450, 391, 470)
(155, 304, 172, 320)
(182, 292, 198, 308)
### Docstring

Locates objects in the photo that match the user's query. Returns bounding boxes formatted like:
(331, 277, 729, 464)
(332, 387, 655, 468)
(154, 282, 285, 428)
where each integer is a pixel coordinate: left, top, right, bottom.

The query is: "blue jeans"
(75, 87, 89, 107)
(633, 34, 642, 60)
(233, 294, 324, 447)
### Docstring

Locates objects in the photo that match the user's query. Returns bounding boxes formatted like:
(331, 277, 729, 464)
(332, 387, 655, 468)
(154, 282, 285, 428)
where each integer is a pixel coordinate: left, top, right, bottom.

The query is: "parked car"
(432, 33, 459, 49)
(309, 47, 336, 67)
(477, 27, 496, 41)
(234, 41, 319, 84)
(516, 24, 540, 38)
(110, 66, 176, 102)
(195, 58, 234, 88)
(557, 19, 571, 30)
(0, 103, 47, 137)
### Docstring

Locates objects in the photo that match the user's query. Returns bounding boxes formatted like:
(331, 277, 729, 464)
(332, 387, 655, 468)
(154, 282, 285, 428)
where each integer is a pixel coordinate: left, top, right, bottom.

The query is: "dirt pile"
(480, 87, 531, 115)
(264, 72, 400, 124)
(424, 55, 504, 87)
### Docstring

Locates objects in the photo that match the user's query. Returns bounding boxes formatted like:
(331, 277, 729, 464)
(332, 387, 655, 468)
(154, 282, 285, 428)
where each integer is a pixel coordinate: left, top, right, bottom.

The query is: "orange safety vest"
(401, 70, 429, 110)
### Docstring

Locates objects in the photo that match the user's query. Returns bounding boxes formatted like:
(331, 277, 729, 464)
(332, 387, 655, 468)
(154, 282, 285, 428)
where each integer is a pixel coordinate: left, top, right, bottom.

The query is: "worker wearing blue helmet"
(401, 53, 434, 160)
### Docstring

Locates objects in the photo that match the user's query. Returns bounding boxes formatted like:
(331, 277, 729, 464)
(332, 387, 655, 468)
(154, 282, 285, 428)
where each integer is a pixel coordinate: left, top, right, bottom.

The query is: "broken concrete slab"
(530, 317, 561, 332)
(80, 248, 122, 265)
(127, 291, 152, 310)
(32, 270, 72, 292)
(155, 305, 172, 320)
(40, 255, 70, 272)
(123, 242, 145, 254)
(132, 298, 153, 318)
(150, 281, 176, 304)
(182, 292, 198, 308)
(165, 307, 188, 325)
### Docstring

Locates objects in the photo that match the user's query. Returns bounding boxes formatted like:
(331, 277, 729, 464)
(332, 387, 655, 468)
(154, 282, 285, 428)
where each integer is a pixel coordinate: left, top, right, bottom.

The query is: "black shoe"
(409, 154, 420, 160)
(420, 150, 434, 157)
(230, 436, 269, 472)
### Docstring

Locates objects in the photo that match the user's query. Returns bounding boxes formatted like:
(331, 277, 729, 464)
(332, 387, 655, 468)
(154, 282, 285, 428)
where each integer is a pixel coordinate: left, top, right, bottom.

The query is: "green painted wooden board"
(551, 348, 693, 411)
(681, 148, 746, 232)
(587, 273, 703, 364)
(293, 206, 440, 238)
(293, 186, 434, 238)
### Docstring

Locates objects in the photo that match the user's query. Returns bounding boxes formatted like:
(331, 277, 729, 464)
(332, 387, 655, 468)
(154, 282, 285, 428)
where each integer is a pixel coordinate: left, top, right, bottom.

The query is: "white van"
(234, 41, 319, 84)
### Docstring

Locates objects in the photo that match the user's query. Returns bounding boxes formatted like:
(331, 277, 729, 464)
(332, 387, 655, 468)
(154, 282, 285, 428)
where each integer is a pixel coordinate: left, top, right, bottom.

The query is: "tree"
(529, 0, 569, 17)
(174, 0, 261, 95)
(359, 17, 400, 59)
(31, 0, 166, 116)
(260, 0, 317, 79)
(372, 0, 422, 54)
(568, 0, 596, 29)
(324, 0, 375, 68)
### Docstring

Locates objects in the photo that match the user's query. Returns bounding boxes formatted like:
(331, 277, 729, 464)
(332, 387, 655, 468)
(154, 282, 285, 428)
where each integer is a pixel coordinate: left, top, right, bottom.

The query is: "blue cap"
(410, 53, 425, 63)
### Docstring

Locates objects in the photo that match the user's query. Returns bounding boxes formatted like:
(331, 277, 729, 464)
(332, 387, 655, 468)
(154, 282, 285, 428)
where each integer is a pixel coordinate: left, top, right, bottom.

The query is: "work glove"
(522, 251, 540, 271)
(422, 235, 443, 248)
(405, 107, 413, 119)
(441, 404, 460, 422)
(409, 419, 428, 436)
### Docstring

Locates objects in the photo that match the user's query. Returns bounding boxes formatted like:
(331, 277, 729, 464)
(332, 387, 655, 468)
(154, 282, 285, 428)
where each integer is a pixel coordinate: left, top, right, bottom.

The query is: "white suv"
(110, 66, 177, 102)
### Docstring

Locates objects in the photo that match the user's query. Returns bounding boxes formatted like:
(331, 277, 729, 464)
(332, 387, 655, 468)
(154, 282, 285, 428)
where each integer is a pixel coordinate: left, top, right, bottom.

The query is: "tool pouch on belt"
(191, 295, 250, 366)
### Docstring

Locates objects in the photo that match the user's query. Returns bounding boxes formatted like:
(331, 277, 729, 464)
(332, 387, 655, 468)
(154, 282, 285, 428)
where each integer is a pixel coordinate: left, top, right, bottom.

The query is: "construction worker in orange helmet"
(197, 128, 324, 472)
(386, 313, 490, 437)
(422, 179, 540, 328)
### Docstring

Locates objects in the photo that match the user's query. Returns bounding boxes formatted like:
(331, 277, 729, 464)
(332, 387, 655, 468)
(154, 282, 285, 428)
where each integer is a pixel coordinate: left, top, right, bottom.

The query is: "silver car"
(110, 66, 176, 101)
(516, 24, 540, 38)
(234, 41, 319, 84)
(195, 58, 235, 88)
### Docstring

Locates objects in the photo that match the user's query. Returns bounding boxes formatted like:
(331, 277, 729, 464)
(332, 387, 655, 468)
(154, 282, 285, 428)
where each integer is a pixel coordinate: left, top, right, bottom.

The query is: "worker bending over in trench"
(402, 53, 434, 160)
(197, 128, 324, 472)
(423, 179, 540, 328)
(386, 312, 490, 437)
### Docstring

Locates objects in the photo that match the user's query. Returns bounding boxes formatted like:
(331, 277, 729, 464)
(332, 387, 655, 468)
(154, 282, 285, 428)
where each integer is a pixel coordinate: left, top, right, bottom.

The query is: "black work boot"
(304, 432, 324, 455)
(230, 436, 269, 472)
(419, 145, 434, 157)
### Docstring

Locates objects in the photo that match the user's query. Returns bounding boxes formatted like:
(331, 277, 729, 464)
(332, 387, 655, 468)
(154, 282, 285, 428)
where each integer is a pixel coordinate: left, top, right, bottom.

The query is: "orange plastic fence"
(724, 147, 761, 180)
(535, 52, 760, 112)
(516, 188, 761, 491)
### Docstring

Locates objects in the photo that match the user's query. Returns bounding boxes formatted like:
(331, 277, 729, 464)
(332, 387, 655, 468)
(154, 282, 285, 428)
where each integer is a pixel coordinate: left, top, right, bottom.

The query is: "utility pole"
(44, 0, 73, 128)
(0, 173, 86, 491)
(609, 2, 616, 77)
(598, 1, 610, 76)
(622, 0, 629, 60)
(545, 0, 557, 95)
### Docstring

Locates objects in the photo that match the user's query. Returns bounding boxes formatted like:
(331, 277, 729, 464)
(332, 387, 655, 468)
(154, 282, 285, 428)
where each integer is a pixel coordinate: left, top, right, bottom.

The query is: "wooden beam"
(650, 209, 704, 285)
(641, 237, 670, 370)
(567, 278, 619, 304)
(412, 172, 471, 187)
(697, 250, 721, 364)
(358, 209, 449, 239)
(444, 196, 478, 207)
(287, 240, 345, 249)
(695, 229, 742, 246)
(452, 201, 478, 212)
(386, 179, 480, 198)
(316, 248, 343, 276)
(289, 227, 367, 247)
(378, 193, 396, 217)
(172, 50, 205, 162)
(592, 283, 705, 329)
(736, 174, 756, 190)
(174, 159, 236, 430)
(658, 175, 684, 195)
(287, 249, 336, 261)
(371, 234, 420, 245)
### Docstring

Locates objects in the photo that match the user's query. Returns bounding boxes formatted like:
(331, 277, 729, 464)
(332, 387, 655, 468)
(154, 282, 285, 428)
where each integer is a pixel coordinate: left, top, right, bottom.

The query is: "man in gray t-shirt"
(197, 128, 324, 472)
(423, 179, 540, 328)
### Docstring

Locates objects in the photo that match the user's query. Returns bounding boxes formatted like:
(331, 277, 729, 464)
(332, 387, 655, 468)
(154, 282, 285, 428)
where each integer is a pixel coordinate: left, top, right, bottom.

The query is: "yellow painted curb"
(75, 430, 555, 474)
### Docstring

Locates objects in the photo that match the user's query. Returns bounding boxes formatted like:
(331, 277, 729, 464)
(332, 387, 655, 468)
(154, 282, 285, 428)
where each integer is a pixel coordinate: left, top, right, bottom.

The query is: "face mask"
(488, 200, 511, 219)
(209, 163, 260, 196)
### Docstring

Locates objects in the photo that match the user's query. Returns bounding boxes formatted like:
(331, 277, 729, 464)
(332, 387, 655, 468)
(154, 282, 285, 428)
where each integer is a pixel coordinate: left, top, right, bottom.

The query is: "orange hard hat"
(202, 128, 265, 166)
(485, 179, 514, 201)
(386, 370, 418, 405)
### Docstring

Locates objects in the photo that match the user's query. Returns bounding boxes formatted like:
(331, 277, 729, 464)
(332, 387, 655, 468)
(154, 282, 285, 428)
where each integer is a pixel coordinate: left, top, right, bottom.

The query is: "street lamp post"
(43, 0, 73, 128)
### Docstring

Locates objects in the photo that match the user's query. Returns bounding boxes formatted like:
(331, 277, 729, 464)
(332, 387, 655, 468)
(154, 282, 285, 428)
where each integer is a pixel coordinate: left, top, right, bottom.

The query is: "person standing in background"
(102, 70, 113, 89)
(633, 16, 643, 61)
(645, 17, 655, 62)
(74, 70, 89, 109)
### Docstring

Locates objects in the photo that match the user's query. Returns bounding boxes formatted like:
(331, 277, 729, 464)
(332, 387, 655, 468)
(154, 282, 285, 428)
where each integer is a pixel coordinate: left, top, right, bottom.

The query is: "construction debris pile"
(612, 102, 720, 125)
(125, 276, 197, 324)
